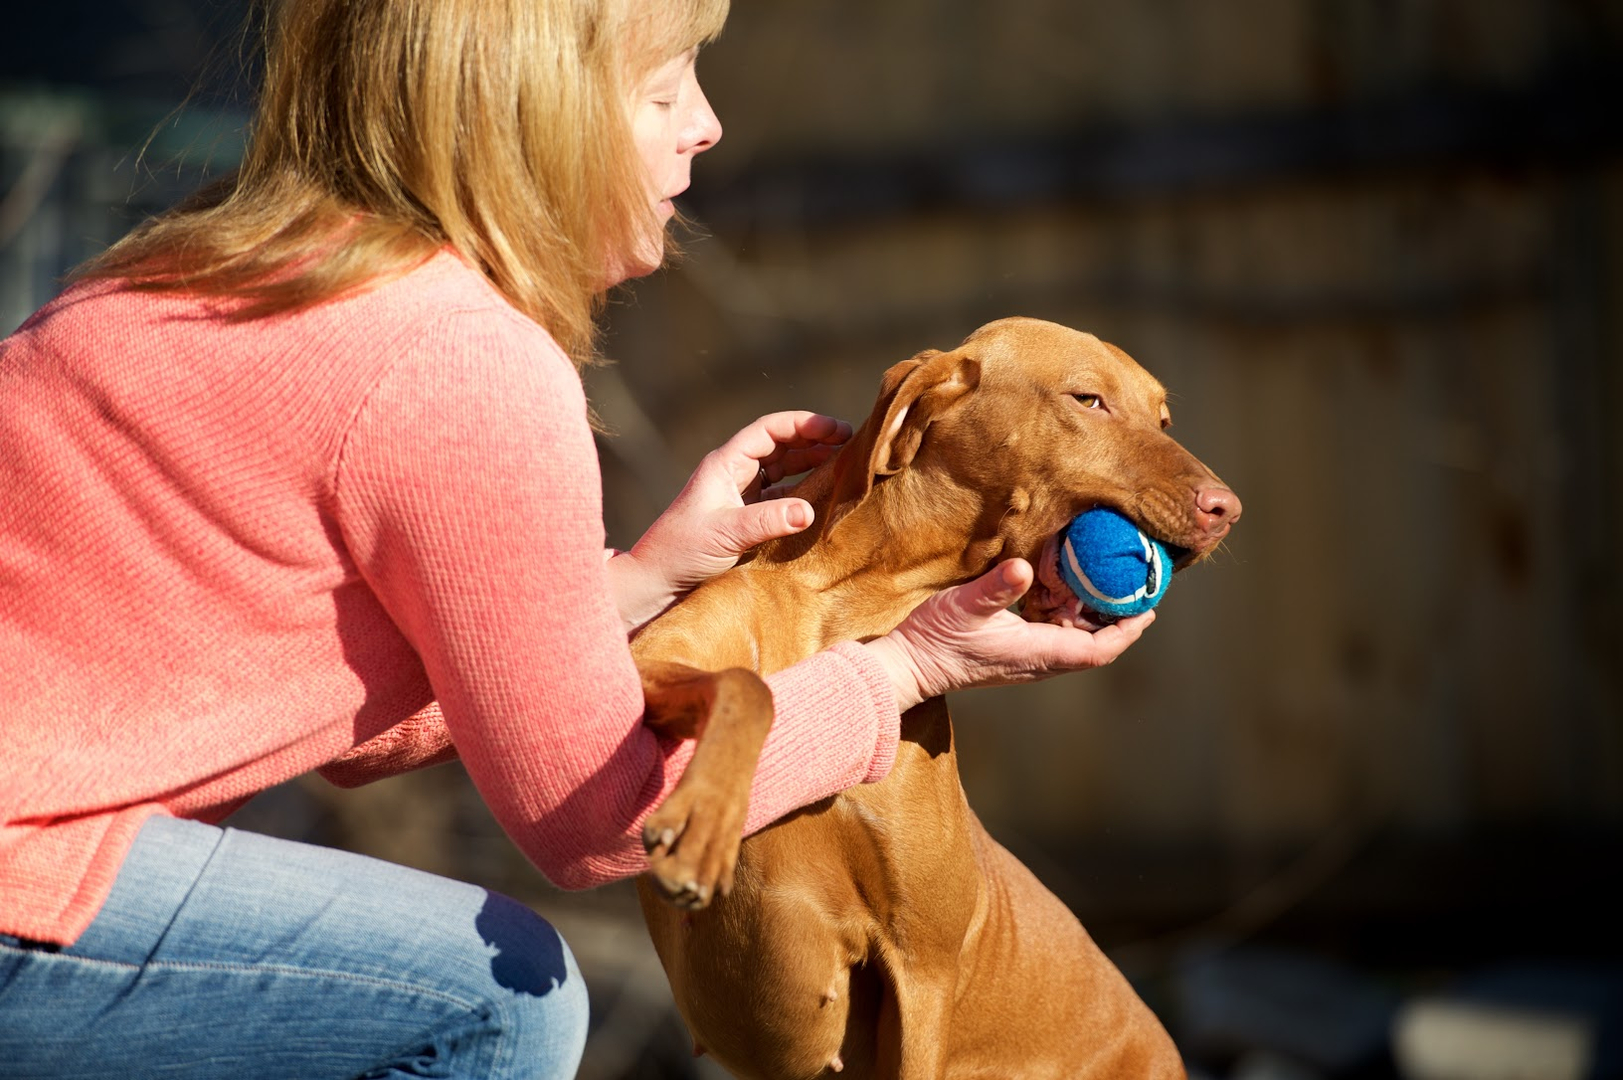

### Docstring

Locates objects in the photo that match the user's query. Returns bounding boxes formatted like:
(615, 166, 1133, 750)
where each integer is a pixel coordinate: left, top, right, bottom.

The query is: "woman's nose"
(681, 83, 722, 155)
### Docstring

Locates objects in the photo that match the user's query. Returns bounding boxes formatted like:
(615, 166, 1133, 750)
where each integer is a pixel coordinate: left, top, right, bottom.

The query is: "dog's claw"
(653, 873, 712, 911)
(642, 752, 751, 911)
(648, 850, 724, 910)
(642, 819, 683, 858)
(645, 807, 732, 910)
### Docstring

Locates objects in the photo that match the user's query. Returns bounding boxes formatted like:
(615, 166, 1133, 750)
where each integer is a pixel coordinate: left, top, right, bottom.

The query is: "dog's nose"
(1194, 485, 1241, 536)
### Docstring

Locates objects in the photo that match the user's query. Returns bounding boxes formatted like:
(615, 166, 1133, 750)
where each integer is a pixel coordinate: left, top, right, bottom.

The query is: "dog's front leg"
(637, 660, 773, 910)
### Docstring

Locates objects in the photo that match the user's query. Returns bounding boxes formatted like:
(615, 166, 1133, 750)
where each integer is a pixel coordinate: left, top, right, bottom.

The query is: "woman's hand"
(863, 559, 1154, 712)
(607, 411, 852, 631)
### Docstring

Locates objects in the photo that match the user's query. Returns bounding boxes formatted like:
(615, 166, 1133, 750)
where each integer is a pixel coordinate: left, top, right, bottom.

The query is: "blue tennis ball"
(1058, 507, 1172, 620)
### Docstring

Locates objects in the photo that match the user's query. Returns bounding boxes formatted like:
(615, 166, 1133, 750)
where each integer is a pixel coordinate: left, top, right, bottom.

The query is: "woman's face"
(624, 47, 722, 277)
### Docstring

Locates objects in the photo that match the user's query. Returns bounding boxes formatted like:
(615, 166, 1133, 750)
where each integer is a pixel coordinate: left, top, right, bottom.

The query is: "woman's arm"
(316, 701, 457, 787)
(328, 298, 1150, 885)
(329, 306, 897, 887)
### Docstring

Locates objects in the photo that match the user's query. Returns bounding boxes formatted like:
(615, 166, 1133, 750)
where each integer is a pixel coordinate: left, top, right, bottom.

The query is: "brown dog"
(632, 317, 1240, 1078)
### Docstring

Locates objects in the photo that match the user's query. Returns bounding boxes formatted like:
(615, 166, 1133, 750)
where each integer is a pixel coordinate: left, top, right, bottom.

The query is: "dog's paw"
(642, 786, 743, 911)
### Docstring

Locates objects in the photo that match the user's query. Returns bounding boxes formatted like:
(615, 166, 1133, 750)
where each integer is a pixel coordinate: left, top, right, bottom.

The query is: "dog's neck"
(744, 456, 1007, 642)
(633, 439, 1011, 674)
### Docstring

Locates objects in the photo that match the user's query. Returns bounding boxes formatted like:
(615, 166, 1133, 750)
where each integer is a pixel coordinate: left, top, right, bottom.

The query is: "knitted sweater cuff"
(826, 640, 902, 784)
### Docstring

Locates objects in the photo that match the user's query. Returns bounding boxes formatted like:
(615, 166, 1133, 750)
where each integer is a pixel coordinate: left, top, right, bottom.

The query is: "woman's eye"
(1073, 393, 1103, 409)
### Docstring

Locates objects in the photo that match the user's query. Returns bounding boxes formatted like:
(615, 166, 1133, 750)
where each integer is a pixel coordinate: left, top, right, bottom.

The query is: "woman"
(0, 0, 1151, 1076)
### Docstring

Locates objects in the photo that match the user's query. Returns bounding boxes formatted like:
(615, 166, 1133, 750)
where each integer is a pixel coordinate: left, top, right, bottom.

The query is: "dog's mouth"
(1020, 516, 1189, 630)
(1022, 531, 1112, 630)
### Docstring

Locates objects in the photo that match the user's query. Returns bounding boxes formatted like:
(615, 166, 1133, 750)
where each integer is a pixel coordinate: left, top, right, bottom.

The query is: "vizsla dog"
(633, 317, 1240, 1078)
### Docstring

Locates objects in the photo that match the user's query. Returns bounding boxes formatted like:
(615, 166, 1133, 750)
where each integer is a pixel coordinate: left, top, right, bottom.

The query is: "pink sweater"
(0, 251, 898, 946)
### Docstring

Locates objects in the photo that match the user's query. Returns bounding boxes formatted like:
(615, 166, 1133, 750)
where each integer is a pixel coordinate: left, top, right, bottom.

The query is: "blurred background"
(5, 1, 1621, 1076)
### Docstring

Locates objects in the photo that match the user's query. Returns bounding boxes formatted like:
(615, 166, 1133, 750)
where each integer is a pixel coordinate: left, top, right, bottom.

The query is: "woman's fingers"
(1019, 608, 1154, 669)
(762, 442, 844, 482)
(874, 560, 1157, 708)
(717, 412, 852, 491)
(754, 444, 847, 500)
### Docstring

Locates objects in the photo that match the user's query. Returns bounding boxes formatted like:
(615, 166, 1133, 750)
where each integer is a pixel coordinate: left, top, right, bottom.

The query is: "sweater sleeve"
(331, 307, 899, 888)
(315, 702, 458, 788)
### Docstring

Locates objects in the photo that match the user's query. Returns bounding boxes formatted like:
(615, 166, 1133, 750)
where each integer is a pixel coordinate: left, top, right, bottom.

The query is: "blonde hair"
(76, 0, 729, 369)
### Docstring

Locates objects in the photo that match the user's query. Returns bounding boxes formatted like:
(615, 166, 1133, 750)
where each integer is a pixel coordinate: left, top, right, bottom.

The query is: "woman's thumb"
(724, 499, 814, 551)
(964, 559, 1033, 614)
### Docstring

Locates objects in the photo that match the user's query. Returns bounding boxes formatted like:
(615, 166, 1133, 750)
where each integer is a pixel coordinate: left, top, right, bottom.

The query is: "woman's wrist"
(603, 549, 676, 633)
(860, 635, 925, 714)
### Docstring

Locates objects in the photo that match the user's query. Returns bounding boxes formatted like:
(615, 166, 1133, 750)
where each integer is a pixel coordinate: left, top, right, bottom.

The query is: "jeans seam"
(9, 948, 485, 1015)
(487, 996, 516, 1077)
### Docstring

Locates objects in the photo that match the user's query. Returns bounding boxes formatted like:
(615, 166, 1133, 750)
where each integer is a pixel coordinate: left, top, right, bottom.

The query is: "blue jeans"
(0, 816, 588, 1078)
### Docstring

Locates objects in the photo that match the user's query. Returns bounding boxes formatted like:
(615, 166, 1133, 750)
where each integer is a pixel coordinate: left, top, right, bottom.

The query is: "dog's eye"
(1073, 394, 1103, 410)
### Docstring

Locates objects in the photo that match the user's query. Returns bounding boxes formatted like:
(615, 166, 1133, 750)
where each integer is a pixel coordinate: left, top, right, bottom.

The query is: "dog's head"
(816, 317, 1239, 619)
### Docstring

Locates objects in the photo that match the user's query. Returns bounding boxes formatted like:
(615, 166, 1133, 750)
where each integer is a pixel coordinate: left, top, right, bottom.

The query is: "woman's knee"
(369, 893, 589, 1079)
(473, 895, 590, 1079)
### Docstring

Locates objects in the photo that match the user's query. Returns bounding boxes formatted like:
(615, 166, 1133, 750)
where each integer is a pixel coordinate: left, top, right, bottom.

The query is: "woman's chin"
(603, 228, 670, 287)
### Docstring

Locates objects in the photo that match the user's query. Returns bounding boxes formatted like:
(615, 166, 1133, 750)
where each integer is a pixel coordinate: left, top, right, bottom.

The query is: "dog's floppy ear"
(822, 348, 980, 533)
(870, 348, 981, 476)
